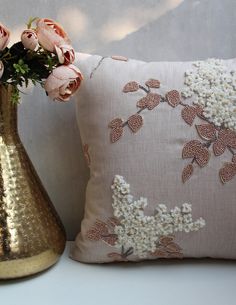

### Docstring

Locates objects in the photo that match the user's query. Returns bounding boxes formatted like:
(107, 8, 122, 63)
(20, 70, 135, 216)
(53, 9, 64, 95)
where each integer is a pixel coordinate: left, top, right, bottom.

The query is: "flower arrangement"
(0, 17, 83, 103)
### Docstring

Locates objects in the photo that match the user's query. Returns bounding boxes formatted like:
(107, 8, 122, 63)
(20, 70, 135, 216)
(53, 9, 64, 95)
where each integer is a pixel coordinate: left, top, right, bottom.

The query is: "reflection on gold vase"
(0, 85, 66, 279)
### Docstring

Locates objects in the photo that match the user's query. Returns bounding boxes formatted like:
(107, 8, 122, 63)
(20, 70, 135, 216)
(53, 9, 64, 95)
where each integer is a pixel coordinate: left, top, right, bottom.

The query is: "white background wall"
(1, 0, 235, 239)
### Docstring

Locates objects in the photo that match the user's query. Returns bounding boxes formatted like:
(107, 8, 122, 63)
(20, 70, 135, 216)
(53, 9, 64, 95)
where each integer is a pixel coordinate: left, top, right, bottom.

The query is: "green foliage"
(13, 59, 30, 74)
(11, 86, 20, 104)
(0, 40, 60, 103)
(26, 17, 39, 29)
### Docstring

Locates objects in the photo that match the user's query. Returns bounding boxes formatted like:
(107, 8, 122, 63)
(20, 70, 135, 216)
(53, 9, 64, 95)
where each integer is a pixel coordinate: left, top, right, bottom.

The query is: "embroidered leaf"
(165, 242, 182, 253)
(86, 220, 108, 241)
(182, 164, 194, 183)
(232, 155, 236, 163)
(86, 229, 101, 241)
(108, 118, 123, 128)
(195, 147, 210, 167)
(137, 93, 161, 110)
(218, 129, 236, 148)
(196, 124, 216, 141)
(166, 90, 181, 107)
(159, 236, 174, 246)
(145, 79, 160, 88)
(226, 130, 236, 149)
(146, 93, 161, 110)
(151, 248, 168, 258)
(182, 140, 202, 159)
(127, 114, 143, 133)
(213, 139, 226, 156)
(123, 81, 139, 93)
(195, 105, 204, 115)
(111, 55, 128, 61)
(101, 234, 118, 246)
(158, 236, 182, 256)
(219, 162, 236, 183)
(110, 127, 123, 143)
(168, 252, 183, 259)
(218, 129, 229, 144)
(181, 106, 197, 126)
(137, 96, 147, 109)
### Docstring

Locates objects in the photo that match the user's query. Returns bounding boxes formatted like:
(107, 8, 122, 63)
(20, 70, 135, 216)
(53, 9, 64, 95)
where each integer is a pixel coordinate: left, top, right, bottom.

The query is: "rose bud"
(0, 22, 10, 50)
(55, 44, 75, 65)
(21, 29, 38, 50)
(36, 18, 70, 52)
(44, 64, 83, 102)
(0, 61, 4, 79)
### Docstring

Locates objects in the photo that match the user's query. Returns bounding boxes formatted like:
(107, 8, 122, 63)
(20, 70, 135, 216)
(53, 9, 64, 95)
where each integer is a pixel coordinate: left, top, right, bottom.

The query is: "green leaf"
(11, 86, 20, 104)
(26, 16, 39, 29)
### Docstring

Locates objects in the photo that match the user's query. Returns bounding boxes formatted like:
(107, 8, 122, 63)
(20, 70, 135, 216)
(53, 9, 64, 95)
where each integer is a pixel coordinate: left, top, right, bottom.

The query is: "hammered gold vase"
(0, 85, 66, 279)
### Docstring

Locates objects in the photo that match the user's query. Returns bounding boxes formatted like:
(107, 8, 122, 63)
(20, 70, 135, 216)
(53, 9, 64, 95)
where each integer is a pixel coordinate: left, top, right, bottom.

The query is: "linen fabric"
(71, 53, 236, 263)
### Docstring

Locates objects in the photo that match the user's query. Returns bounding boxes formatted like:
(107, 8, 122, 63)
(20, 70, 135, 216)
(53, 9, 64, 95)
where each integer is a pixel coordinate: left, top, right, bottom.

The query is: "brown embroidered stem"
(137, 108, 144, 114)
(121, 246, 133, 258)
(203, 139, 215, 148)
(124, 247, 134, 257)
(111, 78, 236, 183)
(139, 85, 150, 94)
(90, 57, 106, 79)
(228, 146, 235, 156)
(190, 140, 213, 165)
(122, 108, 145, 127)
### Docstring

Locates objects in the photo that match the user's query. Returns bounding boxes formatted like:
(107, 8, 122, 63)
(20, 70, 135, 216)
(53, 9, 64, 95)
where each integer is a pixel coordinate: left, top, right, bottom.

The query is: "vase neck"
(0, 85, 17, 135)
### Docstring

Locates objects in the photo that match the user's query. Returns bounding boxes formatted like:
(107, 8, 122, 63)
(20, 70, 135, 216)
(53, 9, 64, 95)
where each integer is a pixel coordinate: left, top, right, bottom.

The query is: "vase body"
(0, 85, 66, 279)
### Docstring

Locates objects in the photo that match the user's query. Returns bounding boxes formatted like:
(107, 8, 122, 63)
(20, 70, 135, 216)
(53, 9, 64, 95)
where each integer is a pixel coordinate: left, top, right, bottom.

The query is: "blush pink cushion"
(71, 53, 236, 263)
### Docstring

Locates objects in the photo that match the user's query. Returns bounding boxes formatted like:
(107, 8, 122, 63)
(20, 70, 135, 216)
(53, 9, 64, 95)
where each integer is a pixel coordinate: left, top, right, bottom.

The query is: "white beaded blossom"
(182, 59, 236, 131)
(111, 175, 206, 258)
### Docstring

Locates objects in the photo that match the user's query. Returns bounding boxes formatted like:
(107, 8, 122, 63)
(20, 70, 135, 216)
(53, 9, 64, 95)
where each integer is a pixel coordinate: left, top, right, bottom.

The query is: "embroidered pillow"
(71, 53, 236, 263)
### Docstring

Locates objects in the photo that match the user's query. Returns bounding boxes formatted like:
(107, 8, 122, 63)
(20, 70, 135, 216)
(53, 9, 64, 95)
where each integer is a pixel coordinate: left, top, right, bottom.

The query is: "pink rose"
(0, 22, 10, 51)
(0, 60, 4, 79)
(21, 29, 38, 50)
(36, 18, 70, 52)
(44, 64, 83, 102)
(55, 44, 75, 65)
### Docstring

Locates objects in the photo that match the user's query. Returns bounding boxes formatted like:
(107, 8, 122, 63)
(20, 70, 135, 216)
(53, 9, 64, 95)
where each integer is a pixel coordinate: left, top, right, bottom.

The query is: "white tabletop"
(1, 242, 236, 305)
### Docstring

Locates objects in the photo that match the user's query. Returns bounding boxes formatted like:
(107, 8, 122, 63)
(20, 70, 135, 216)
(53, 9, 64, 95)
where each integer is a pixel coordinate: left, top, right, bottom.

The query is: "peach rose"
(36, 18, 70, 52)
(0, 61, 4, 79)
(44, 64, 83, 102)
(0, 22, 10, 51)
(21, 29, 38, 50)
(55, 44, 75, 65)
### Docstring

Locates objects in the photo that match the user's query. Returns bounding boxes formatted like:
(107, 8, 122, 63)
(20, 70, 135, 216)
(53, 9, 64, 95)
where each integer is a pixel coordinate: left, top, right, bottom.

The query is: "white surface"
(1, 242, 236, 305)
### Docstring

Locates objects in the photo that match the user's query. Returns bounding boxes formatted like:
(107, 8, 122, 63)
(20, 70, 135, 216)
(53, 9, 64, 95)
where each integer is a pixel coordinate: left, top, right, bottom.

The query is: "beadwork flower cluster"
(182, 59, 236, 131)
(111, 175, 206, 258)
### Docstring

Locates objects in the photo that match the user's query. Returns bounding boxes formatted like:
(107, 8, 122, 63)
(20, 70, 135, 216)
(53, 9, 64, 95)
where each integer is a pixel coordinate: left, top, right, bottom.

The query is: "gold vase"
(0, 85, 66, 279)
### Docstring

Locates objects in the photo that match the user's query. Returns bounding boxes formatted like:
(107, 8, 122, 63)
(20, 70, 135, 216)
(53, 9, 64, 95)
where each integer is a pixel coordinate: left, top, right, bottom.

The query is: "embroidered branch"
(111, 175, 205, 259)
(108, 59, 236, 183)
(108, 79, 163, 143)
